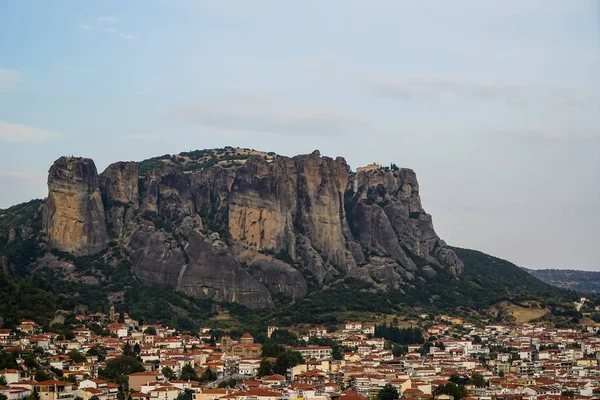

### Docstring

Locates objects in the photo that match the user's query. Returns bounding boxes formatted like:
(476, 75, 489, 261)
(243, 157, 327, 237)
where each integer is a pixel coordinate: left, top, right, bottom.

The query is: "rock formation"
(43, 157, 108, 256)
(41, 148, 463, 308)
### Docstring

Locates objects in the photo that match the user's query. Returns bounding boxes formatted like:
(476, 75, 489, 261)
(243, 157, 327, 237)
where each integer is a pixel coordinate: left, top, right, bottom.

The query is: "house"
(129, 372, 163, 392)
(309, 327, 327, 338)
(34, 380, 75, 400)
(239, 359, 260, 377)
(193, 389, 231, 400)
(261, 374, 286, 387)
(296, 346, 332, 361)
(107, 324, 128, 338)
(402, 388, 424, 400)
(0, 330, 15, 346)
(76, 387, 108, 400)
(49, 355, 72, 370)
(17, 321, 41, 335)
(149, 386, 182, 400)
(294, 370, 326, 386)
(229, 388, 283, 400)
(73, 328, 92, 340)
(78, 379, 119, 400)
(338, 390, 368, 400)
(266, 326, 278, 338)
(1, 386, 31, 400)
(362, 325, 375, 336)
(0, 369, 21, 385)
(345, 322, 362, 332)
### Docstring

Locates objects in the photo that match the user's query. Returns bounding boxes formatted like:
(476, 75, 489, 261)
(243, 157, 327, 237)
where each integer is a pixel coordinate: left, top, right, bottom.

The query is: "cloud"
(0, 121, 61, 143)
(365, 76, 596, 107)
(167, 93, 365, 136)
(119, 33, 137, 41)
(79, 19, 137, 40)
(0, 69, 23, 92)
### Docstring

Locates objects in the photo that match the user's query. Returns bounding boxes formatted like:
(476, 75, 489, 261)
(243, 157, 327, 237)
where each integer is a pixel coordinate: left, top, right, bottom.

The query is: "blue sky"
(0, 0, 599, 270)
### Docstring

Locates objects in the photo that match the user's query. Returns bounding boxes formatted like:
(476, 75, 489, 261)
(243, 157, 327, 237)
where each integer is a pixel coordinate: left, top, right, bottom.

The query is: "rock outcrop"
(43, 157, 108, 256)
(41, 148, 463, 308)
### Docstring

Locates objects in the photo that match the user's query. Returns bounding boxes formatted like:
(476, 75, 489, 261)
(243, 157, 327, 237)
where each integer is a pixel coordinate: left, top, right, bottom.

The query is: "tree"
(561, 391, 575, 399)
(180, 364, 198, 381)
(176, 390, 194, 400)
(270, 329, 299, 346)
(469, 372, 485, 388)
(26, 388, 40, 400)
(199, 367, 216, 383)
(435, 382, 467, 400)
(67, 350, 87, 363)
(0, 394, 8, 400)
(218, 378, 238, 388)
(122, 343, 134, 357)
(261, 339, 284, 358)
(162, 367, 174, 380)
(392, 344, 407, 357)
(449, 375, 469, 386)
(99, 356, 145, 382)
(0, 375, 7, 386)
(24, 355, 37, 370)
(377, 384, 399, 400)
(257, 359, 273, 377)
(274, 350, 304, 375)
(143, 327, 157, 335)
(332, 346, 343, 360)
(34, 370, 51, 382)
(498, 371, 505, 378)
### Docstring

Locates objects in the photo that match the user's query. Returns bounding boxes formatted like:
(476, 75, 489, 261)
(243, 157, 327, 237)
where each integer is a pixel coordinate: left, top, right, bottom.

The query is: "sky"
(0, 0, 599, 270)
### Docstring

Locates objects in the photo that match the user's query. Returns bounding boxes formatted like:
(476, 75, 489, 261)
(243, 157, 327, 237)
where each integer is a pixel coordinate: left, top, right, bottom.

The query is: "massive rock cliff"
(41, 148, 463, 308)
(42, 157, 108, 256)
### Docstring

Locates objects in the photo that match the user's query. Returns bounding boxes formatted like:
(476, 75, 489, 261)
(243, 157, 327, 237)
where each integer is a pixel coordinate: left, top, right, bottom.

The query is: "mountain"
(524, 268, 600, 293)
(0, 147, 584, 329)
(39, 148, 463, 308)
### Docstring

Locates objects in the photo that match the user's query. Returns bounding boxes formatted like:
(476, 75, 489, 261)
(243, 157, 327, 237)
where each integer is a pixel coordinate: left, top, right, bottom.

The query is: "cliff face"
(41, 148, 463, 308)
(43, 157, 108, 256)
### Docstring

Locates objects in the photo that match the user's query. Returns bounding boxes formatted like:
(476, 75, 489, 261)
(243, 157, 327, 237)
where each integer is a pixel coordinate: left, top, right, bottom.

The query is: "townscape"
(2, 308, 600, 400)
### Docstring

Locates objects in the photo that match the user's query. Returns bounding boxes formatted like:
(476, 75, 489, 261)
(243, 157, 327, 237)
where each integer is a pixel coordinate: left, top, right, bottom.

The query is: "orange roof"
(36, 380, 70, 387)
(261, 374, 285, 381)
(240, 333, 254, 339)
(129, 372, 161, 377)
(341, 390, 368, 400)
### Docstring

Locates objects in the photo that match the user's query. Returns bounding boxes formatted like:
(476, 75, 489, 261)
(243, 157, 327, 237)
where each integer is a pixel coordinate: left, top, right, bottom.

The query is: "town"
(2, 309, 600, 400)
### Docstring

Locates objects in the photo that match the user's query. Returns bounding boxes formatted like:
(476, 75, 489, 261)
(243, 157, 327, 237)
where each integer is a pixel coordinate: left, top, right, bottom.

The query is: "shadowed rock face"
(43, 157, 108, 256)
(42, 149, 463, 308)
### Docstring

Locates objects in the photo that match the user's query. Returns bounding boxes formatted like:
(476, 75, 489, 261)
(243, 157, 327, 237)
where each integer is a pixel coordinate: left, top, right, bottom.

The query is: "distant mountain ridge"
(523, 268, 600, 293)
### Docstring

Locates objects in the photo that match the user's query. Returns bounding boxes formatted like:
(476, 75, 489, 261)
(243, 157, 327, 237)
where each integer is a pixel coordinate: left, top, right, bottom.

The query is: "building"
(35, 380, 75, 400)
(221, 334, 261, 358)
(0, 369, 21, 385)
(128, 372, 163, 392)
(296, 346, 332, 361)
